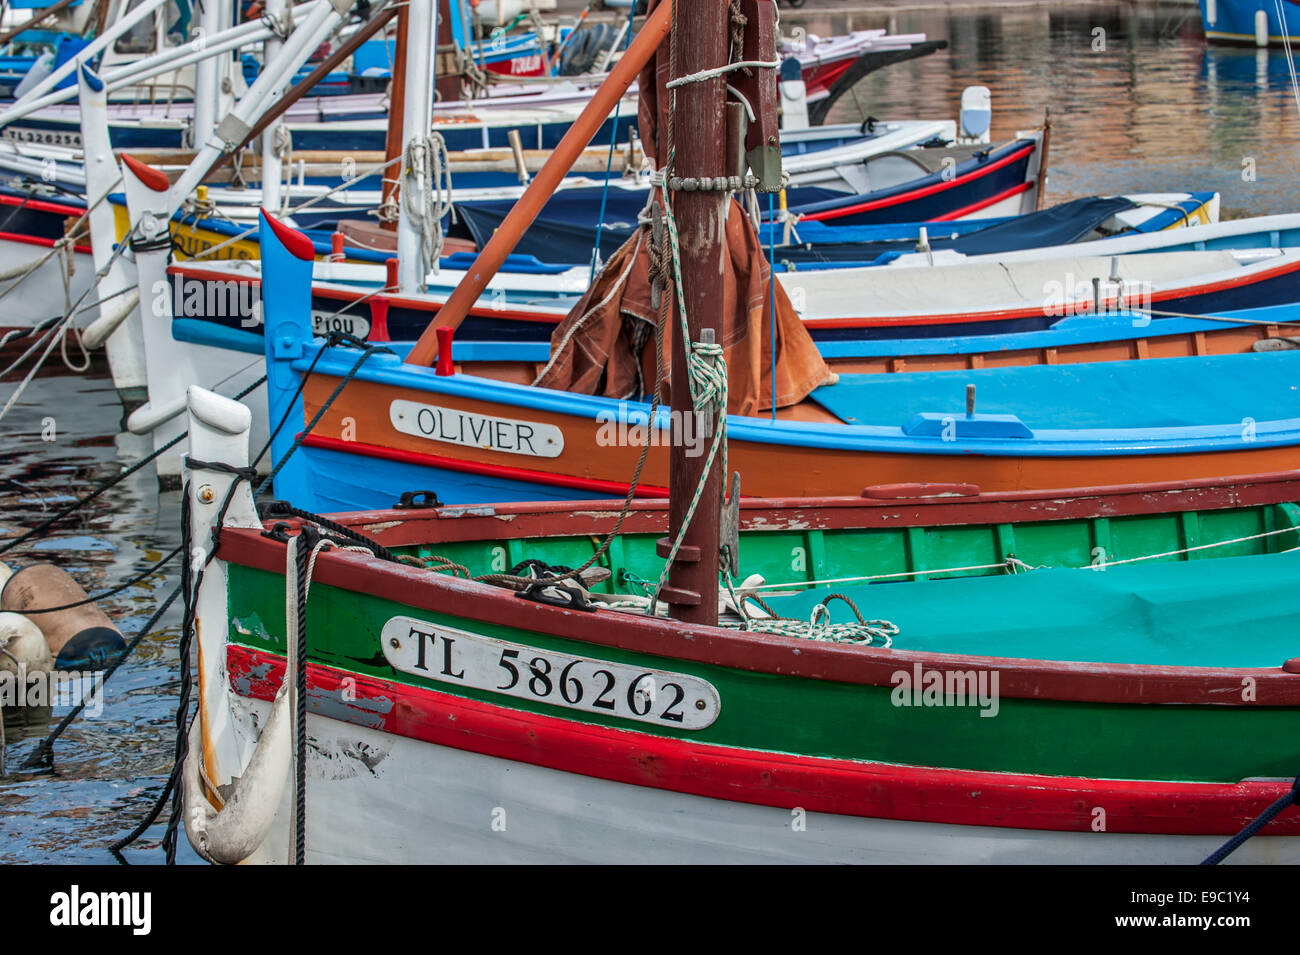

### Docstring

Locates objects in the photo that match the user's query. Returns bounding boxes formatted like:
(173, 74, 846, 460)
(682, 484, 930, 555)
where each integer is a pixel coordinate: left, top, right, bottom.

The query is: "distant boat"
(1199, 0, 1300, 45)
(252, 212, 1300, 511)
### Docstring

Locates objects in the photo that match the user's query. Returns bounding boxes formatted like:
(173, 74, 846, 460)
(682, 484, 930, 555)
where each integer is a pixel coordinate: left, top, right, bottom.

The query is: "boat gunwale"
(217, 470, 1300, 706)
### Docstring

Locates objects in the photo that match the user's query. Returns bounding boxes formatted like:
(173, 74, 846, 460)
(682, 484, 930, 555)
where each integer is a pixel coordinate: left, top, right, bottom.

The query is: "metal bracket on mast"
(719, 472, 741, 578)
(215, 114, 254, 153)
(729, 0, 782, 191)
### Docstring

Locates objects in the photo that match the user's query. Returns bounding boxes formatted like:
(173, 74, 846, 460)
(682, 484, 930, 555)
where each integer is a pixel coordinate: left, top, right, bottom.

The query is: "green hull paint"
(227, 553, 1300, 786)
(224, 497, 1300, 785)
(403, 501, 1300, 592)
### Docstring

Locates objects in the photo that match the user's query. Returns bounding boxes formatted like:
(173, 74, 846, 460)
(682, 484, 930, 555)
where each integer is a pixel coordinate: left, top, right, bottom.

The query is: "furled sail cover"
(536, 0, 834, 416)
(533, 199, 835, 416)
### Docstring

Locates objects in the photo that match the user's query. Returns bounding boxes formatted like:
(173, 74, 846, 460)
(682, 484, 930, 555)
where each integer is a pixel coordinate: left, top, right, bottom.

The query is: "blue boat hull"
(1199, 0, 1300, 44)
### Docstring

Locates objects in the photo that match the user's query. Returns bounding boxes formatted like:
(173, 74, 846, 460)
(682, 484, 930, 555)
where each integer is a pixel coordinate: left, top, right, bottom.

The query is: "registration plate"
(381, 615, 721, 730)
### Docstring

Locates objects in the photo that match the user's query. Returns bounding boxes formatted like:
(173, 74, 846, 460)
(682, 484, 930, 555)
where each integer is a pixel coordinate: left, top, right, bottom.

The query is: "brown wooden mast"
(435, 0, 461, 102)
(379, 1, 410, 232)
(657, 0, 728, 627)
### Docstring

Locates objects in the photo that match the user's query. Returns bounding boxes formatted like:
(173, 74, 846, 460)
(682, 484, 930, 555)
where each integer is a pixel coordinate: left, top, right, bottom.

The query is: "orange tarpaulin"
(534, 199, 835, 417)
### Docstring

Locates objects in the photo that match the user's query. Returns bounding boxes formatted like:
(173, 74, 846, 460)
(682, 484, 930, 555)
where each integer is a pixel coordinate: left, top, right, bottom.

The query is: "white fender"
(82, 290, 141, 351)
(183, 680, 292, 865)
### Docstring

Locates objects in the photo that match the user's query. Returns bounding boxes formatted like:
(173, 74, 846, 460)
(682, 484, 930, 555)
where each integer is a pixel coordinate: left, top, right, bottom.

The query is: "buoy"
(1, 564, 126, 670)
(0, 612, 53, 678)
(0, 612, 54, 737)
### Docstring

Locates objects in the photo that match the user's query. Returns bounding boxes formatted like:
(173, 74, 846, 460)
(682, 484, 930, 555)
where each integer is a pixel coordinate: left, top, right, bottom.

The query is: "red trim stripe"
(226, 644, 1300, 837)
(300, 433, 671, 498)
(0, 191, 87, 217)
(0, 229, 92, 255)
(799, 142, 1036, 223)
(931, 180, 1033, 222)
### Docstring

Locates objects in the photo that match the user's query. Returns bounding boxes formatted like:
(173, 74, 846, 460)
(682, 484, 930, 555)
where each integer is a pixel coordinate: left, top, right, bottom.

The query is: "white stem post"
(261, 0, 289, 213)
(120, 157, 192, 465)
(182, 386, 284, 865)
(192, 0, 225, 147)
(397, 0, 437, 293)
(77, 65, 147, 402)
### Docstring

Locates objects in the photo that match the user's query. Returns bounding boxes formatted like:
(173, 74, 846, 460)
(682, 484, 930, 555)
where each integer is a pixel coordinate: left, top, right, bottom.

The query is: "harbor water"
(2, 0, 1298, 863)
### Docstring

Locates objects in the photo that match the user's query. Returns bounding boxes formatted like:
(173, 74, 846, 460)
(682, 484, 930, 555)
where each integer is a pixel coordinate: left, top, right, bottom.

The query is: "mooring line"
(19, 586, 182, 772)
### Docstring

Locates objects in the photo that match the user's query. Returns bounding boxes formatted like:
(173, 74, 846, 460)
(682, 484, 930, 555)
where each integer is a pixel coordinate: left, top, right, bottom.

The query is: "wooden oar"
(405, 1, 671, 366)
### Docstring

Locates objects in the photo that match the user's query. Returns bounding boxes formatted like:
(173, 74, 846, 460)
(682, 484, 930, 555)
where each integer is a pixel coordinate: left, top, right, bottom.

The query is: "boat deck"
(762, 549, 1300, 668)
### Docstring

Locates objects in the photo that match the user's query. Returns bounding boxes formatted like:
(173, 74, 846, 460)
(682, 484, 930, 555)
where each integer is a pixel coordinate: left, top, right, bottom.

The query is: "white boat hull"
(237, 700, 1299, 865)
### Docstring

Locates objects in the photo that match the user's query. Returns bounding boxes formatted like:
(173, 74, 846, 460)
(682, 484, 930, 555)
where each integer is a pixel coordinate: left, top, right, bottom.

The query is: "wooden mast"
(435, 0, 461, 102)
(380, 1, 411, 232)
(658, 0, 728, 627)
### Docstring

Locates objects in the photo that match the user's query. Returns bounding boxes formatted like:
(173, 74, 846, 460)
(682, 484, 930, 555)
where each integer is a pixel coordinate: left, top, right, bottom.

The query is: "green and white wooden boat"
(180, 385, 1300, 864)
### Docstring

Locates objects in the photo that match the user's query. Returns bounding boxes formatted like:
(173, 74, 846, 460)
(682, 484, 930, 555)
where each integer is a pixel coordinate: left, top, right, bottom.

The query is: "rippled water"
(2, 1, 1297, 864)
(818, 1, 1300, 216)
(0, 375, 197, 863)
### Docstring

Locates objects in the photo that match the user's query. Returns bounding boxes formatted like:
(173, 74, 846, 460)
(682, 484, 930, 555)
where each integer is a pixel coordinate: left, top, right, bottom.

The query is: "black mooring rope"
(256, 341, 393, 494)
(14, 545, 182, 613)
(108, 461, 253, 863)
(21, 586, 182, 772)
(0, 374, 267, 557)
(111, 336, 380, 862)
(1200, 773, 1300, 864)
(292, 525, 321, 866)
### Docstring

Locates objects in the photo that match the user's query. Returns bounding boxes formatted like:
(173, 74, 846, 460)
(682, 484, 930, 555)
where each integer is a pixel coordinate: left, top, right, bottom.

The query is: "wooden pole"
(379, 1, 409, 231)
(404, 0, 671, 367)
(203, 5, 398, 179)
(0, 0, 79, 48)
(435, 0, 460, 101)
(659, 0, 727, 626)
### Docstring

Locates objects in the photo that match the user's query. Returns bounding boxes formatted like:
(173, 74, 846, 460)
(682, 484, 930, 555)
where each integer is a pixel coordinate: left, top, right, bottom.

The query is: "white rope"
(665, 59, 780, 89)
(0, 179, 120, 301)
(0, 232, 132, 420)
(1276, 0, 1300, 119)
(1092, 525, 1299, 567)
(402, 132, 454, 281)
